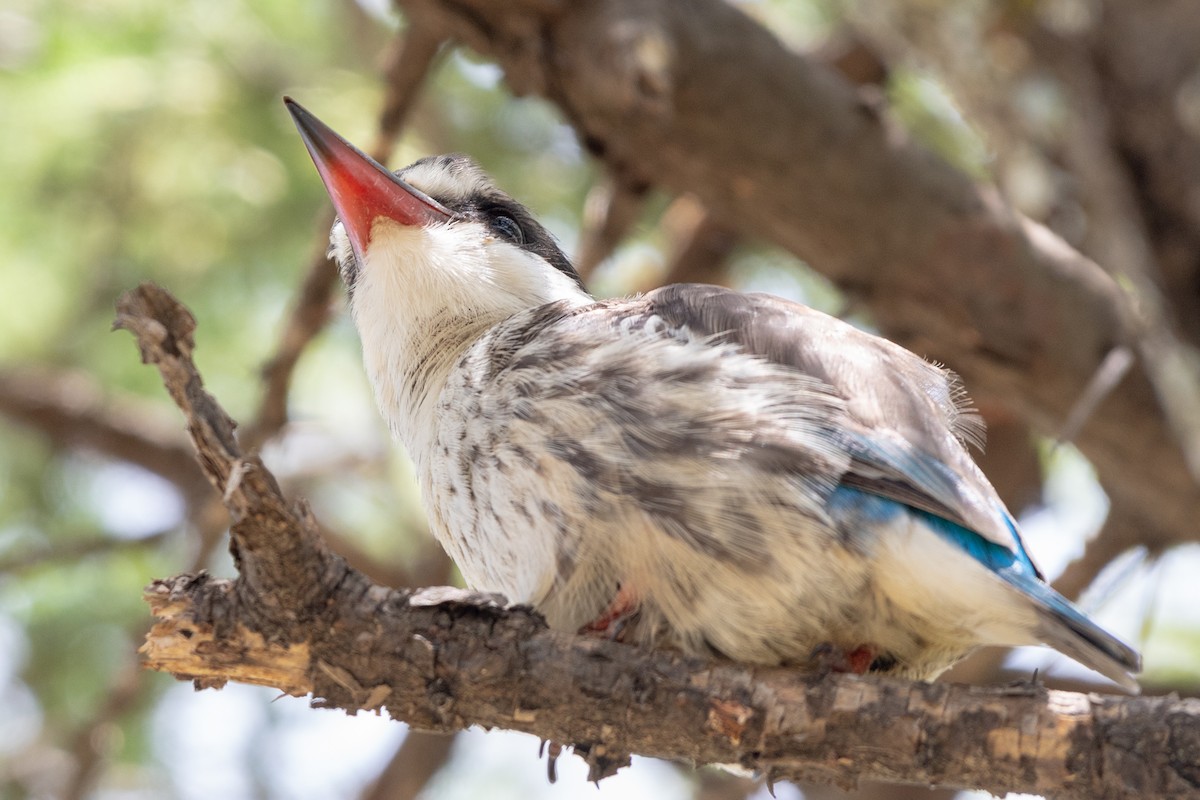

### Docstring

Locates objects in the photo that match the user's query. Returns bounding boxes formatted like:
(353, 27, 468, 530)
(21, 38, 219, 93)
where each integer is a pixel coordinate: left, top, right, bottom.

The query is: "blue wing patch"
(908, 500, 1039, 579)
(825, 485, 1035, 576)
(826, 485, 1140, 686)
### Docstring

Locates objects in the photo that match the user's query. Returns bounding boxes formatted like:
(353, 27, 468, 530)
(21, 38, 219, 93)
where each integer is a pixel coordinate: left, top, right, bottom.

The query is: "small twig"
(240, 219, 339, 452)
(1055, 346, 1135, 448)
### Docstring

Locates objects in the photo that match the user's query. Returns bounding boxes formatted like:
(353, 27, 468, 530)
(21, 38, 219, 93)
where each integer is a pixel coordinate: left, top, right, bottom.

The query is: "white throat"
(344, 218, 592, 465)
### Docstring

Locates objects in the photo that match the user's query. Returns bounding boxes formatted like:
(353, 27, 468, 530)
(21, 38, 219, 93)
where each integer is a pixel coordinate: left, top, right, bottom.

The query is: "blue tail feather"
(829, 486, 1141, 690)
(908, 501, 1140, 688)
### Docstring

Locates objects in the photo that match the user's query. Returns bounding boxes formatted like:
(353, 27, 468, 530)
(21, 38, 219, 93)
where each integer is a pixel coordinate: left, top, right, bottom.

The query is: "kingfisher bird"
(285, 97, 1140, 691)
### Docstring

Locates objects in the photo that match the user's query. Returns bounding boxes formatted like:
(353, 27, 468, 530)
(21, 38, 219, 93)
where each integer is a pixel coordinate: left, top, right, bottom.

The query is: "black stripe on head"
(399, 154, 587, 292)
(474, 196, 586, 291)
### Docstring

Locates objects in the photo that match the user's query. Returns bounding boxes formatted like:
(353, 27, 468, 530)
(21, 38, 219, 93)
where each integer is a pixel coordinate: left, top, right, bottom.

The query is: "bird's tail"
(1012, 576, 1142, 693)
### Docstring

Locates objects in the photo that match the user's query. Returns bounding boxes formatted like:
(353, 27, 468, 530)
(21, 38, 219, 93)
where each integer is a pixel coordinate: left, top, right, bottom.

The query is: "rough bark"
(118, 283, 1200, 799)
(395, 0, 1200, 552)
(143, 571, 1200, 799)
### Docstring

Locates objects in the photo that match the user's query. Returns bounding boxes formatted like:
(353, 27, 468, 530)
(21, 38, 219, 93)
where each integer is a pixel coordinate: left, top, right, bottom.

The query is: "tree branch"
(117, 282, 1200, 799)
(0, 530, 171, 575)
(360, 729, 457, 800)
(139, 567, 1200, 800)
(60, 647, 147, 800)
(0, 366, 207, 501)
(651, 196, 737, 291)
(1033, 25, 1200, 484)
(574, 173, 649, 281)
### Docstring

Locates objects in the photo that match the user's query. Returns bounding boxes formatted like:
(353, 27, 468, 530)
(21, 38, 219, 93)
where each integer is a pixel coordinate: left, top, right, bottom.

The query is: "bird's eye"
(492, 215, 525, 245)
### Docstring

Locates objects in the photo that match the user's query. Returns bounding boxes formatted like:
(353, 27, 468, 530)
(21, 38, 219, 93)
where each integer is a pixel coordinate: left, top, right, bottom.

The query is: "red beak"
(284, 97, 453, 262)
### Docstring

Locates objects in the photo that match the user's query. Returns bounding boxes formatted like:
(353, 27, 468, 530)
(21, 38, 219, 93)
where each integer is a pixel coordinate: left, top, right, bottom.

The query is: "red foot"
(845, 645, 876, 675)
(581, 584, 638, 640)
(811, 642, 879, 675)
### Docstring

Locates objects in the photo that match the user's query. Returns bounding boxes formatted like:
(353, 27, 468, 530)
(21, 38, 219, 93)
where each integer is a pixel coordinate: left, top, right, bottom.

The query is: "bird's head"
(286, 98, 592, 450)
(286, 97, 591, 337)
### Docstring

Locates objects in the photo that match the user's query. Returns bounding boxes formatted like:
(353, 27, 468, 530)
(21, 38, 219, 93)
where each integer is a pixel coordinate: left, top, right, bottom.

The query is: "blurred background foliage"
(1, 0, 1197, 798)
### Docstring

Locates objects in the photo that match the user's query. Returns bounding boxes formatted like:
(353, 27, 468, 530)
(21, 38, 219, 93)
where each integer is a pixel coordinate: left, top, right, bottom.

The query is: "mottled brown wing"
(643, 283, 1021, 553)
